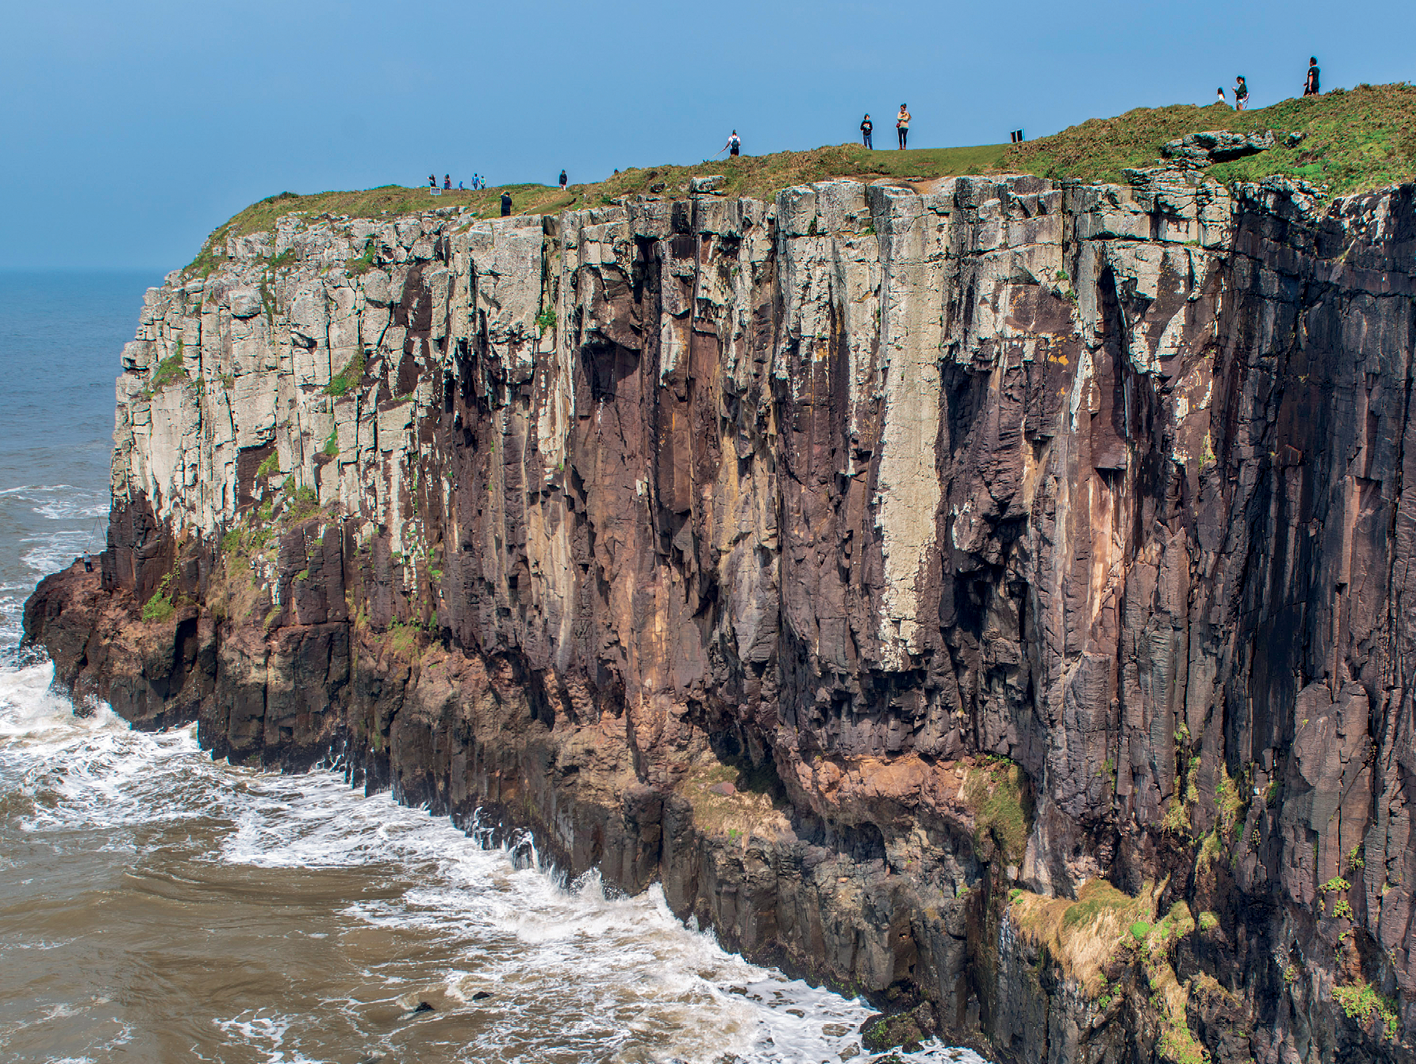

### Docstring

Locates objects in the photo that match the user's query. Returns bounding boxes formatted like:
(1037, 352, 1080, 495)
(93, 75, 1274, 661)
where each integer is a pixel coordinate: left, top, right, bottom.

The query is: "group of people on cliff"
(857, 105, 911, 149)
(428, 172, 487, 191)
(1216, 58, 1321, 110)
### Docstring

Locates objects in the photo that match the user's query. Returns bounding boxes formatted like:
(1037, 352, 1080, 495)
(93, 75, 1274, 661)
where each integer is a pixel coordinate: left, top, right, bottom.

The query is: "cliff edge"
(25, 163, 1416, 1062)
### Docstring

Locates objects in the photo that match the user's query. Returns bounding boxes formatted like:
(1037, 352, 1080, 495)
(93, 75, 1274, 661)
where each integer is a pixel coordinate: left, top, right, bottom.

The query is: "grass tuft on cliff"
(186, 82, 1416, 275)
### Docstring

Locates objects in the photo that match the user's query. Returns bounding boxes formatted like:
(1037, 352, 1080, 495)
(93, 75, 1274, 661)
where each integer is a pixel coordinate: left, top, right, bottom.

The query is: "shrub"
(1333, 899, 1355, 921)
(346, 239, 377, 275)
(535, 307, 557, 334)
(1332, 982, 1399, 1040)
(284, 483, 320, 521)
(146, 341, 186, 395)
(322, 429, 339, 457)
(1198, 911, 1219, 932)
(1130, 921, 1151, 942)
(1322, 877, 1352, 895)
(141, 574, 175, 623)
(257, 451, 280, 478)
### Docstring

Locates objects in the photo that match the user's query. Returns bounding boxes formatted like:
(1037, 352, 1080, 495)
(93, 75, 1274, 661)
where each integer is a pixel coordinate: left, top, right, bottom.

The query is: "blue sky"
(2, 0, 1412, 269)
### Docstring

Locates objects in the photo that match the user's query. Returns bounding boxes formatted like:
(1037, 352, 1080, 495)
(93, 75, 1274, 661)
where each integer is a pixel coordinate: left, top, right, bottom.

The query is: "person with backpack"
(1234, 76, 1249, 111)
(1304, 58, 1320, 96)
(721, 130, 742, 157)
(500, 191, 512, 216)
(896, 104, 911, 149)
(860, 114, 873, 149)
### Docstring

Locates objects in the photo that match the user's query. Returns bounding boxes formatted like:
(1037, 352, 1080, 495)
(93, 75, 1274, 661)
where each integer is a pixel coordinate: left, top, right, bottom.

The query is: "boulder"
(229, 287, 262, 319)
(1161, 129, 1276, 165)
(689, 174, 725, 194)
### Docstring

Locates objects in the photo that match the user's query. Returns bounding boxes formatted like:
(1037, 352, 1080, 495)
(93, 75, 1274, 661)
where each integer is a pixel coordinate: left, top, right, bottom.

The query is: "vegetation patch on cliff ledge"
(1008, 879, 1158, 993)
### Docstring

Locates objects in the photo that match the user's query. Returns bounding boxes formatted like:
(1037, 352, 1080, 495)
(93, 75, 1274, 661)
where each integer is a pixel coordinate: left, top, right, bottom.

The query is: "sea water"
(0, 271, 987, 1063)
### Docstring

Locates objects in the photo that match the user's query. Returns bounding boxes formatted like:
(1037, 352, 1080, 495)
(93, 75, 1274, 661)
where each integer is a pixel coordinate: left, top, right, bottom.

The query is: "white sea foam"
(20, 530, 96, 577)
(0, 661, 989, 1064)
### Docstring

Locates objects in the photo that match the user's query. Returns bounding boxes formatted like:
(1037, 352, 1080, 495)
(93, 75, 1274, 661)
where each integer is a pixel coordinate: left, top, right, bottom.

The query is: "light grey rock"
(1161, 129, 1276, 165)
(690, 175, 725, 195)
(229, 287, 262, 319)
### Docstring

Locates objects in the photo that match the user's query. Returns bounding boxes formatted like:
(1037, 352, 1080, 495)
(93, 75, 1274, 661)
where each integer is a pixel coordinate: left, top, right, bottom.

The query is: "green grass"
(346, 239, 377, 275)
(256, 451, 280, 478)
(1003, 82, 1416, 195)
(283, 481, 321, 521)
(325, 350, 366, 397)
(141, 574, 176, 623)
(322, 429, 339, 457)
(143, 339, 186, 397)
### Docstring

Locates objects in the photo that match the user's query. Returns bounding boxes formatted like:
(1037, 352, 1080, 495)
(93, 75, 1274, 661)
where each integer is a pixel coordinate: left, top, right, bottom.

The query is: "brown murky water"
(0, 662, 987, 1064)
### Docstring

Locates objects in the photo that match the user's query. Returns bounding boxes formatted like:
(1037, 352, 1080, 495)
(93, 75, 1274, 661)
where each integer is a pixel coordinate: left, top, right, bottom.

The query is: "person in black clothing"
(500, 191, 512, 217)
(1304, 58, 1320, 96)
(429, 173, 437, 188)
(860, 114, 872, 149)
(559, 169, 568, 189)
(1233, 76, 1249, 111)
(444, 174, 451, 190)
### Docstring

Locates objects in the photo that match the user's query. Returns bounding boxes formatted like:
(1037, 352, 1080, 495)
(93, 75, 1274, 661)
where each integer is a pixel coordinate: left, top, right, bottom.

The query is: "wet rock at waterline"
(25, 171, 1416, 1062)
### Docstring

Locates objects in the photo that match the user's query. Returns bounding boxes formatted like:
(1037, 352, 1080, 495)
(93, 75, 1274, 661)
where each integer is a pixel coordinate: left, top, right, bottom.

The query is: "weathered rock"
(689, 174, 725, 194)
(1162, 129, 1277, 164)
(24, 173, 1416, 1064)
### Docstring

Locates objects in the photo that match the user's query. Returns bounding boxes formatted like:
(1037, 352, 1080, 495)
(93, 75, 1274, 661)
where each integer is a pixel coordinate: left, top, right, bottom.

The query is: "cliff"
(24, 163, 1416, 1062)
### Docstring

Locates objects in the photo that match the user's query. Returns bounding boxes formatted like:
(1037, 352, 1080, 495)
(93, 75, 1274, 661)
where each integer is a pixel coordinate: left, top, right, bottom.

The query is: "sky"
(2, 0, 1413, 270)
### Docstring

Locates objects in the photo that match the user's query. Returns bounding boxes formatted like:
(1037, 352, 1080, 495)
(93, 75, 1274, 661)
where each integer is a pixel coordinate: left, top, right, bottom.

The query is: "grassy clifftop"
(197, 82, 1415, 262)
(1005, 81, 1416, 192)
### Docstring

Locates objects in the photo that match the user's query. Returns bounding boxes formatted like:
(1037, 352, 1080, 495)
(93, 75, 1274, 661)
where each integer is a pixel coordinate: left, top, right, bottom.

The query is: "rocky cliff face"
(25, 168, 1416, 1062)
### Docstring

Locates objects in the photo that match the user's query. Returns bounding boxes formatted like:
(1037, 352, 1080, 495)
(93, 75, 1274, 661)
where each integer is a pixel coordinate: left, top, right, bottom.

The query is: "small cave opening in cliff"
(797, 813, 888, 866)
(706, 729, 788, 805)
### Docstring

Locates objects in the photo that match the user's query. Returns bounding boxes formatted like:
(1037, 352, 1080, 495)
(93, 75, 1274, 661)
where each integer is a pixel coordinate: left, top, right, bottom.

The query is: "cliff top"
(191, 82, 1415, 272)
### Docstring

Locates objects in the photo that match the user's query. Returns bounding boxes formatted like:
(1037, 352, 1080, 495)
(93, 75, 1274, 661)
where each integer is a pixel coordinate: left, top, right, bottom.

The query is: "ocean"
(0, 271, 983, 1063)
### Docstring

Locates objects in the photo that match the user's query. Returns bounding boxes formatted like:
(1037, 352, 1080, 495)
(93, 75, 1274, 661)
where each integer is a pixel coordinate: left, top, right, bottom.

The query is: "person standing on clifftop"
(500, 191, 512, 217)
(1234, 76, 1249, 111)
(721, 130, 742, 157)
(1305, 58, 1320, 96)
(429, 173, 437, 188)
(559, 169, 568, 190)
(896, 104, 910, 149)
(1216, 87, 1227, 106)
(444, 174, 451, 190)
(860, 114, 873, 149)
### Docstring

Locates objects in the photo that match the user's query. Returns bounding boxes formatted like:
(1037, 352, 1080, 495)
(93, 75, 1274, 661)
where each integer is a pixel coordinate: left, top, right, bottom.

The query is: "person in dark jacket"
(1234, 76, 1249, 111)
(1304, 58, 1320, 96)
(500, 191, 512, 217)
(860, 114, 873, 149)
(444, 174, 451, 190)
(559, 169, 568, 189)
